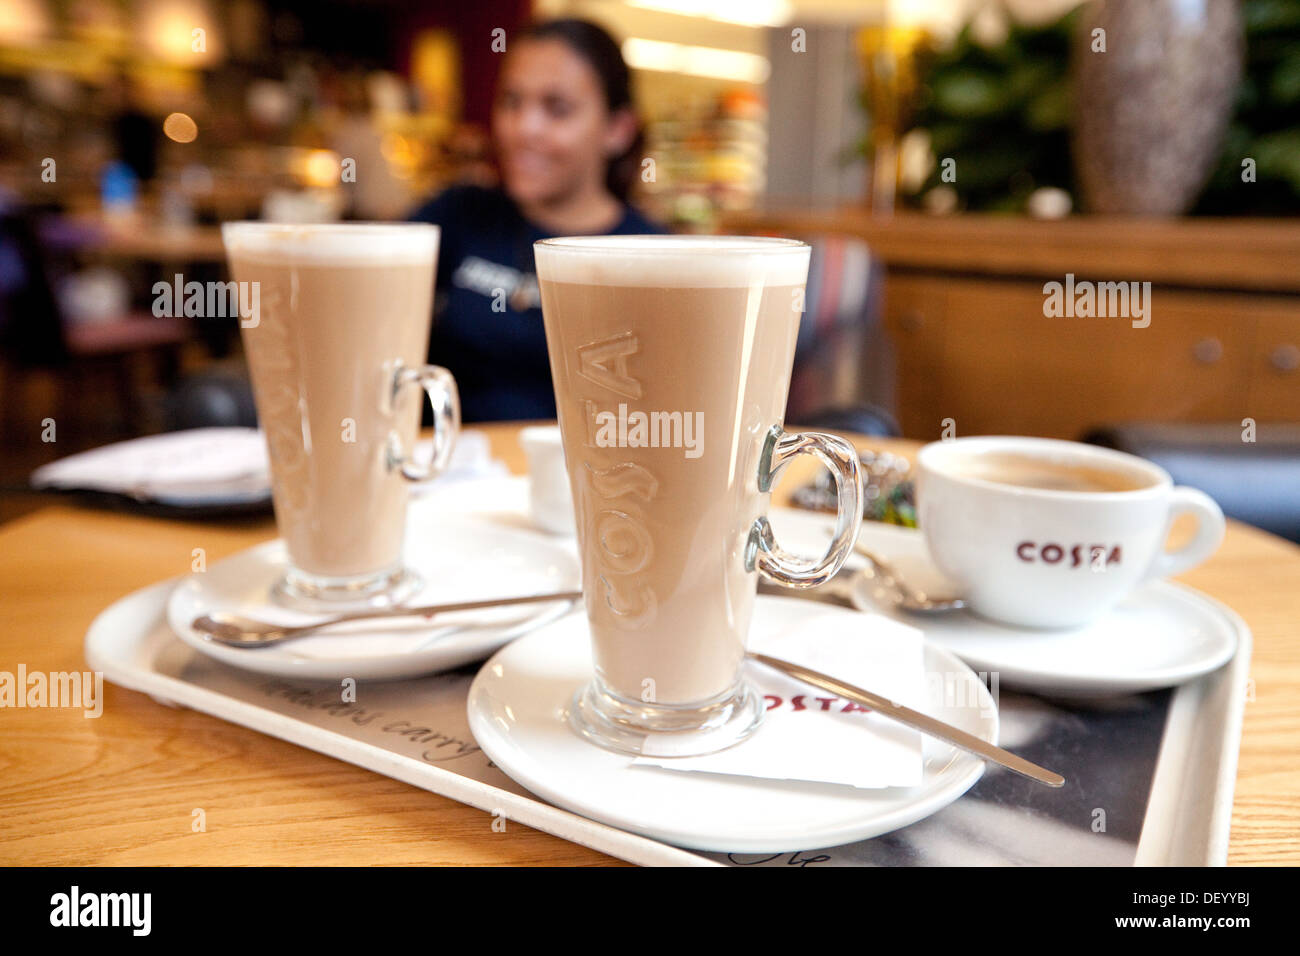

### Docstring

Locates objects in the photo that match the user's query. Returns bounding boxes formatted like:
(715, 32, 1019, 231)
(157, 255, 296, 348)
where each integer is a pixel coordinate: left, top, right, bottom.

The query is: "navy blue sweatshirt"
(408, 184, 665, 422)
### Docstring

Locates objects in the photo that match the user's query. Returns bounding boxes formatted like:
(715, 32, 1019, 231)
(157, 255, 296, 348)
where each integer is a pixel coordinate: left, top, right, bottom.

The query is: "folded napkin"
(31, 428, 269, 503)
(31, 427, 506, 504)
(633, 607, 926, 789)
(409, 430, 510, 491)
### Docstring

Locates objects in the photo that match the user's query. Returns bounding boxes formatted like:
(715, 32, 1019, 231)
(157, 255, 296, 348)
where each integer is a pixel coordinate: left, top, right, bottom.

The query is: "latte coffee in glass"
(535, 236, 863, 756)
(223, 223, 459, 608)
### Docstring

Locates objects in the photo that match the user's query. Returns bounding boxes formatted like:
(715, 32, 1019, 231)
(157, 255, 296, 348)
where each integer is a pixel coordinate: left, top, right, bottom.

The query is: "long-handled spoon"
(192, 590, 583, 648)
(750, 652, 1064, 787)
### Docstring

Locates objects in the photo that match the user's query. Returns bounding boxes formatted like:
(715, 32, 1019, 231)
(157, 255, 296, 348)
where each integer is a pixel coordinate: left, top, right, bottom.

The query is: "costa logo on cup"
(1015, 541, 1122, 568)
(917, 436, 1225, 629)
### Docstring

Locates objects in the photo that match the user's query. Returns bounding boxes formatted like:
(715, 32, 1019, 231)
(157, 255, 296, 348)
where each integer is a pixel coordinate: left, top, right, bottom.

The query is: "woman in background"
(409, 18, 665, 422)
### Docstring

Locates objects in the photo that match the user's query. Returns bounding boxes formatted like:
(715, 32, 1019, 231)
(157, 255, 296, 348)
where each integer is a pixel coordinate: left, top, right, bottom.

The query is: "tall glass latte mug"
(535, 236, 864, 756)
(222, 223, 460, 609)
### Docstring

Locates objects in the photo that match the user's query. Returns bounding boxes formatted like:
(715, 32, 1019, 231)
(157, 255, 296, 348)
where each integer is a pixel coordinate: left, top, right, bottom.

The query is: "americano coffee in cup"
(945, 450, 1153, 494)
(917, 436, 1225, 629)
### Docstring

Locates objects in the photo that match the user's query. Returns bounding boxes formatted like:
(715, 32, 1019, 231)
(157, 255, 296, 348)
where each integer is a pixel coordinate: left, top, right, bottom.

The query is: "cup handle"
(748, 425, 863, 588)
(1143, 486, 1226, 581)
(386, 364, 461, 483)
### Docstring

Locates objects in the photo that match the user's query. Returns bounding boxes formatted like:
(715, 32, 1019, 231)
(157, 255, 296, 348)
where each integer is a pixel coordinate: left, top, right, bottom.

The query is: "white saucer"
(768, 510, 1242, 697)
(467, 596, 994, 853)
(167, 514, 580, 680)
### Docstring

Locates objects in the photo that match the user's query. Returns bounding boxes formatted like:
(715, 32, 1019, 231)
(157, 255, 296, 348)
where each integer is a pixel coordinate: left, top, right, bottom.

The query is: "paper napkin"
(31, 427, 506, 504)
(632, 607, 927, 789)
(409, 430, 510, 491)
(30, 428, 269, 502)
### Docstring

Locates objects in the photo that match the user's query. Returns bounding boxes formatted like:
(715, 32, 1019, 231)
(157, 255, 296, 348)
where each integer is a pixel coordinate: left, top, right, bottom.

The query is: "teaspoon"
(851, 545, 967, 614)
(822, 523, 967, 613)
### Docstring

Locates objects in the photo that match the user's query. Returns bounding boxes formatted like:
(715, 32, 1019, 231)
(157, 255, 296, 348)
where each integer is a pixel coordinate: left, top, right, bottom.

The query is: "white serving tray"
(85, 579, 709, 866)
(83, 478, 1252, 866)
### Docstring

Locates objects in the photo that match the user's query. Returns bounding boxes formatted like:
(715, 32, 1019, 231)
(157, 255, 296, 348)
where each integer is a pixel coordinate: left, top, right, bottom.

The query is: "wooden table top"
(1, 423, 1296, 865)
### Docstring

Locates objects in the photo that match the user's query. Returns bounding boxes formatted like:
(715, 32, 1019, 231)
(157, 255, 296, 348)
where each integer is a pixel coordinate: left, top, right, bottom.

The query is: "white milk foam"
(221, 223, 439, 265)
(534, 235, 809, 288)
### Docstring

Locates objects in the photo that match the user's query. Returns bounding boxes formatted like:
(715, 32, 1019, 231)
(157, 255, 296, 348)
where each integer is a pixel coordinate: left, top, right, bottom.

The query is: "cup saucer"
(768, 510, 1243, 697)
(466, 595, 994, 853)
(167, 514, 580, 681)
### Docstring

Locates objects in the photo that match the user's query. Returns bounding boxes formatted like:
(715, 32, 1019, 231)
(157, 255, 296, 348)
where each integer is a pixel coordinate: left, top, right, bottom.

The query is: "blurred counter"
(722, 209, 1300, 439)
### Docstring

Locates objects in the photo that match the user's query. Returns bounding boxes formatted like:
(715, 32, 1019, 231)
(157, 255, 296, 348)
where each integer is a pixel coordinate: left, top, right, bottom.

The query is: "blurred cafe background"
(1, 0, 1298, 538)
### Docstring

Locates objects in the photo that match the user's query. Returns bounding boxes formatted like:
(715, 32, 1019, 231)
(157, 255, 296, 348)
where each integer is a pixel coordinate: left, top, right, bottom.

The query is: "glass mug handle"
(748, 425, 863, 588)
(386, 364, 461, 482)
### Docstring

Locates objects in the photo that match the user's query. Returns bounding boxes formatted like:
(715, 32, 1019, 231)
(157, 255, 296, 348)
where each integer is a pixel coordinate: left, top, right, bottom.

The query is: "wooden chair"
(788, 234, 900, 438)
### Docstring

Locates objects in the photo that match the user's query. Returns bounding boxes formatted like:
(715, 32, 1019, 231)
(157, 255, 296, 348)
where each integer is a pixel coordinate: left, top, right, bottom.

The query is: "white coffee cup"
(916, 436, 1226, 629)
